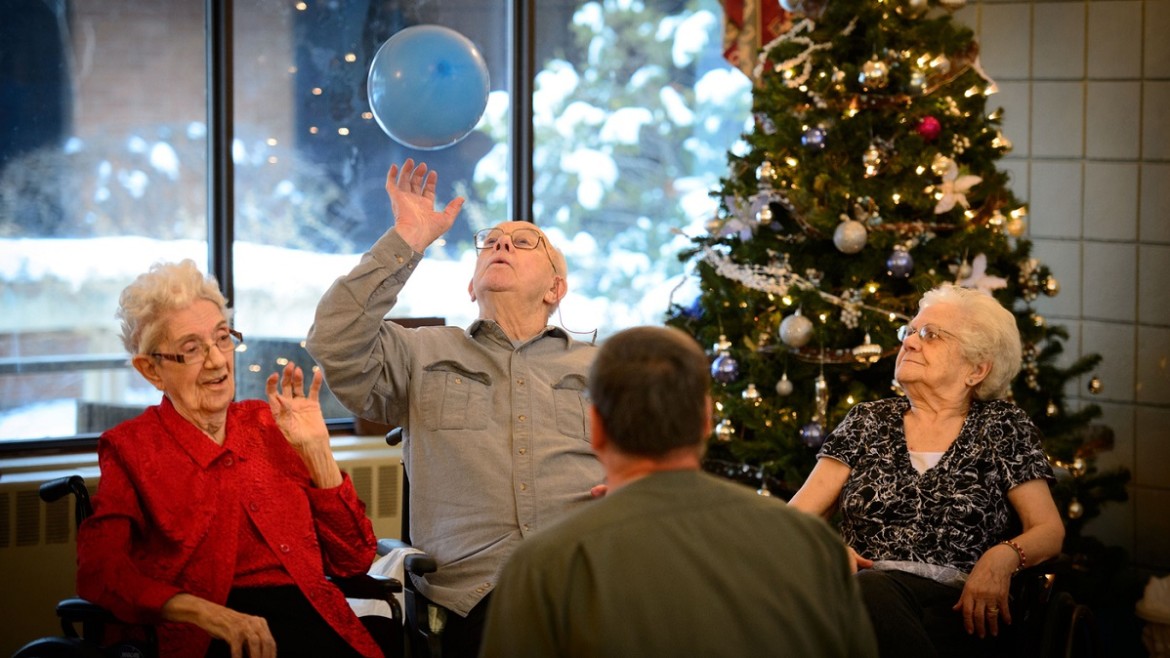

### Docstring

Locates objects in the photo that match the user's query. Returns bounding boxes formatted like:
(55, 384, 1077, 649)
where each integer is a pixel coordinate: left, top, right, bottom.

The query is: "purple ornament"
(800, 422, 825, 449)
(887, 247, 914, 278)
(801, 126, 827, 150)
(711, 353, 740, 383)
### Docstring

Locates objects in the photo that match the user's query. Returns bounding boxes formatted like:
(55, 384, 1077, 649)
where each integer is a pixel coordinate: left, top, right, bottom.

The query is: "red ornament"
(916, 115, 942, 141)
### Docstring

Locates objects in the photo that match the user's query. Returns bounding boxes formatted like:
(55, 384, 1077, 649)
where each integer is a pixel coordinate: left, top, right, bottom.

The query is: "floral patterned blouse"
(818, 397, 1054, 574)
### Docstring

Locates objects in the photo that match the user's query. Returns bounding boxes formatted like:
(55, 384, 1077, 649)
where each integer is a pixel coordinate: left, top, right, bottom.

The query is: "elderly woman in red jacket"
(77, 260, 383, 658)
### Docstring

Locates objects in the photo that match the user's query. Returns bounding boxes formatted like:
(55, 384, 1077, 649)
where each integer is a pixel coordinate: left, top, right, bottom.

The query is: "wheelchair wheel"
(10, 636, 102, 658)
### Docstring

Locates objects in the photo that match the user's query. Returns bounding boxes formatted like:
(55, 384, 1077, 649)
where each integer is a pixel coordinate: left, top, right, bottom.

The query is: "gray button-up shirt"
(306, 229, 603, 616)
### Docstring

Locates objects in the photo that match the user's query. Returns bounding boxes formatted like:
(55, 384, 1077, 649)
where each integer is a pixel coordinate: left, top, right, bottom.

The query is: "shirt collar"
(467, 319, 575, 348)
(158, 395, 232, 468)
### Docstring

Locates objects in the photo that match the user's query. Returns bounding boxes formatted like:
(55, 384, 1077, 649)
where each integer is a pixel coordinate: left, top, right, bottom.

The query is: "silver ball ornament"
(775, 373, 794, 396)
(779, 312, 814, 348)
(833, 219, 868, 254)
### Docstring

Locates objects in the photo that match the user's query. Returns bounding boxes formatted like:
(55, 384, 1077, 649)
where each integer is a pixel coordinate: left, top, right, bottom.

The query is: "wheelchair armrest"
(404, 552, 437, 576)
(56, 597, 121, 625)
(376, 538, 438, 576)
(329, 573, 403, 600)
(377, 537, 408, 556)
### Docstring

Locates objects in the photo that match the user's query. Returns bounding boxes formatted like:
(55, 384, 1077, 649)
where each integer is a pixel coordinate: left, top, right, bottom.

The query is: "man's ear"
(468, 278, 477, 303)
(132, 354, 166, 392)
(701, 395, 714, 438)
(543, 275, 567, 306)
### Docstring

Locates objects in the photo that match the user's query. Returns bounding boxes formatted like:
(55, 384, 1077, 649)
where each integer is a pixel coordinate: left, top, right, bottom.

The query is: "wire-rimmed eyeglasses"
(474, 227, 558, 274)
(151, 329, 243, 365)
(896, 323, 956, 344)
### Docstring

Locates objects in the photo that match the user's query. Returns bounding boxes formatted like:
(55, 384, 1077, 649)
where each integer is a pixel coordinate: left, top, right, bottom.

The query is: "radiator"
(0, 437, 403, 656)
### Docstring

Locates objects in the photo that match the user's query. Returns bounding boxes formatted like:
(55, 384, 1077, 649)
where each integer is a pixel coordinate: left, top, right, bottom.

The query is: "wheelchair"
(11, 475, 406, 658)
(380, 427, 444, 658)
(1008, 555, 1104, 658)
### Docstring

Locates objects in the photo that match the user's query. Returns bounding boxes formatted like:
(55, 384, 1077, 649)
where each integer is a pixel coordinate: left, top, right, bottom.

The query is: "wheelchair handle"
(39, 475, 94, 524)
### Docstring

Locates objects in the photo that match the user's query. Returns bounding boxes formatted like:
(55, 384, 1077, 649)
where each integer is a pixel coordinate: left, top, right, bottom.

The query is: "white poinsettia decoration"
(957, 253, 1007, 294)
(933, 157, 982, 214)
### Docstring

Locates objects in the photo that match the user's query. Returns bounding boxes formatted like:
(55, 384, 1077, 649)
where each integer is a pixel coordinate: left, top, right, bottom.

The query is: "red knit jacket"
(76, 396, 383, 658)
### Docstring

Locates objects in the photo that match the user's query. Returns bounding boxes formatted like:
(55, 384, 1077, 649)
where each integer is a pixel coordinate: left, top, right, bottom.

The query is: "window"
(0, 0, 747, 445)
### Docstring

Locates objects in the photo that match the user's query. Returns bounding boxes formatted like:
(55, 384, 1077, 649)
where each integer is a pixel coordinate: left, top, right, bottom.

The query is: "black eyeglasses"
(474, 227, 558, 274)
(896, 324, 955, 344)
(151, 329, 243, 365)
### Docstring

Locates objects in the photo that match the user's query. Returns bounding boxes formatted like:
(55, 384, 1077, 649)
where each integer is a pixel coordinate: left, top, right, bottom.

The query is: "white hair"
(117, 259, 231, 355)
(919, 284, 1021, 400)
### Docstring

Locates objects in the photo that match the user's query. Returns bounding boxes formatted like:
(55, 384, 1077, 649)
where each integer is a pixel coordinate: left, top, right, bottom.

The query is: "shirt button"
(396, 255, 405, 264)
(475, 586, 485, 593)
(516, 378, 524, 386)
(455, 377, 462, 385)
(279, 544, 290, 553)
(249, 502, 258, 512)
(518, 448, 526, 455)
(522, 524, 531, 532)
(223, 457, 234, 466)
(518, 414, 527, 422)
(520, 483, 528, 491)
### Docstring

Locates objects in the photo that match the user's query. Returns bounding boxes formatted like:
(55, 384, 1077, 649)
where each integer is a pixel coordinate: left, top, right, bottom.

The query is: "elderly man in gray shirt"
(306, 159, 604, 658)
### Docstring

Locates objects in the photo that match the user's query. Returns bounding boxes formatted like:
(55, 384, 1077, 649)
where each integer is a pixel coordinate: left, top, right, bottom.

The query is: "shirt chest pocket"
(552, 374, 589, 442)
(420, 361, 492, 431)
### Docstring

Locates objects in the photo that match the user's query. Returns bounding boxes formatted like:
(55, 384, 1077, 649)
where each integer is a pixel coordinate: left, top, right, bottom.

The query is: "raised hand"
(265, 362, 342, 488)
(386, 158, 465, 253)
(265, 361, 329, 452)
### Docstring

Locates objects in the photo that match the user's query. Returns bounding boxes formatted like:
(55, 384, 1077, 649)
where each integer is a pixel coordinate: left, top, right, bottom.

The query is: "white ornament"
(933, 158, 981, 214)
(833, 219, 868, 254)
(779, 311, 814, 348)
(956, 254, 1007, 294)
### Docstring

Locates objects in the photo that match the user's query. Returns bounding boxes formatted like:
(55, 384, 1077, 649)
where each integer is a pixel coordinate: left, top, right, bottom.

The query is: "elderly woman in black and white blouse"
(789, 283, 1065, 658)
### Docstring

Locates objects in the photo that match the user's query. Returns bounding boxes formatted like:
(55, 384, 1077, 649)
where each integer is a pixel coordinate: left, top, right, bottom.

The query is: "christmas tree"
(666, 0, 1130, 557)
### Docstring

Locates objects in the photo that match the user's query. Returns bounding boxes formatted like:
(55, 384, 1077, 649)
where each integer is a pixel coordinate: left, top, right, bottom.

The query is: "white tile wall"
(1142, 81, 1170, 160)
(1147, 1, 1170, 78)
(1082, 319, 1138, 404)
(1032, 82, 1085, 157)
(1030, 238, 1083, 315)
(1136, 325, 1170, 405)
(1086, 1, 1143, 79)
(1082, 242, 1138, 321)
(1138, 245, 1170, 325)
(1139, 163, 1170, 242)
(1033, 3, 1085, 79)
(1085, 81, 1142, 159)
(1083, 162, 1139, 241)
(971, 0, 1170, 571)
(1029, 160, 1083, 237)
(981, 3, 1032, 78)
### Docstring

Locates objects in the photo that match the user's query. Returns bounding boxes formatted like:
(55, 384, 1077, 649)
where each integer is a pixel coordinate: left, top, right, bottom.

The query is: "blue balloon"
(367, 25, 490, 150)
